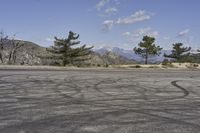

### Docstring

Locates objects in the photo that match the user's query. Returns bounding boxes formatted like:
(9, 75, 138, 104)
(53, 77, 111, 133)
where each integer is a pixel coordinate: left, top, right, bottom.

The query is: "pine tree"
(133, 36, 162, 64)
(47, 31, 93, 66)
(164, 43, 191, 62)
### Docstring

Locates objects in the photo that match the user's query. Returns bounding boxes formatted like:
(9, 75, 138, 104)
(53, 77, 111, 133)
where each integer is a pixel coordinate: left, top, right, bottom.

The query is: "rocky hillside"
(1, 40, 48, 65)
(94, 47, 171, 63)
(86, 51, 136, 66)
(0, 40, 136, 66)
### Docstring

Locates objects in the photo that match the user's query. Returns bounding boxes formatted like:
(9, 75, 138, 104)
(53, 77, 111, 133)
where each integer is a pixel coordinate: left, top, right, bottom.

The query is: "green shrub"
(193, 64, 199, 67)
(129, 65, 141, 68)
(162, 59, 170, 65)
(104, 64, 109, 68)
(135, 65, 141, 68)
(97, 64, 101, 67)
(148, 66, 159, 68)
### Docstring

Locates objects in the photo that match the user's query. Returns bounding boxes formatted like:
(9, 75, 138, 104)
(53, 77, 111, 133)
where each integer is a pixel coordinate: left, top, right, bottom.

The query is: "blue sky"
(0, 0, 200, 50)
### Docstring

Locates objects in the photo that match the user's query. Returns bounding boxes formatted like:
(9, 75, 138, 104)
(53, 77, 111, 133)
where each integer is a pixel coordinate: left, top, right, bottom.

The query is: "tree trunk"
(8, 51, 12, 63)
(12, 50, 17, 64)
(145, 52, 148, 64)
(145, 56, 147, 64)
(0, 53, 3, 63)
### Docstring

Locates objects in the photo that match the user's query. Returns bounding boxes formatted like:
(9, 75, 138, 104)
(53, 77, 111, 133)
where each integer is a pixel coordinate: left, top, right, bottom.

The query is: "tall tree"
(8, 35, 24, 64)
(0, 31, 8, 63)
(47, 31, 93, 66)
(133, 36, 162, 64)
(164, 43, 191, 62)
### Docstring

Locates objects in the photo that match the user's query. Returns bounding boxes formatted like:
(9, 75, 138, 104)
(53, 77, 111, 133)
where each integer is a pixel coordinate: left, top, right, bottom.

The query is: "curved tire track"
(171, 80, 189, 98)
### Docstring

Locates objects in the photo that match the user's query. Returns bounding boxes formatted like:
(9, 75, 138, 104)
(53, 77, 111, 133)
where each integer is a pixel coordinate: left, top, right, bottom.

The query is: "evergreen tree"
(47, 31, 93, 66)
(164, 43, 191, 62)
(133, 36, 162, 64)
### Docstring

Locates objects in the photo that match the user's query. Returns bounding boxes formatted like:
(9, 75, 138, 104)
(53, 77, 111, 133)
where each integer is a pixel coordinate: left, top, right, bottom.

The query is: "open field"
(0, 69, 200, 133)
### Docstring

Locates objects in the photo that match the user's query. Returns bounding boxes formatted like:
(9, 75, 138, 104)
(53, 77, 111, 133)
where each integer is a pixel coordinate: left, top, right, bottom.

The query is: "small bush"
(193, 64, 199, 67)
(104, 64, 109, 68)
(187, 63, 199, 68)
(135, 65, 141, 68)
(75, 63, 91, 67)
(50, 61, 61, 66)
(97, 64, 101, 67)
(162, 59, 175, 68)
(162, 59, 170, 65)
(162, 63, 174, 68)
(148, 66, 160, 68)
(129, 65, 141, 68)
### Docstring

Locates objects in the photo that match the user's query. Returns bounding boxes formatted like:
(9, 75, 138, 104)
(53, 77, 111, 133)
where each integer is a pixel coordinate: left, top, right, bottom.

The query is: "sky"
(0, 0, 200, 50)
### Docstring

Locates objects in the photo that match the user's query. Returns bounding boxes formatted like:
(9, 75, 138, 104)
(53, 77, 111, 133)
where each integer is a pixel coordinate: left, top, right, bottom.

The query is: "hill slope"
(0, 40, 136, 66)
(1, 40, 47, 65)
(86, 51, 136, 66)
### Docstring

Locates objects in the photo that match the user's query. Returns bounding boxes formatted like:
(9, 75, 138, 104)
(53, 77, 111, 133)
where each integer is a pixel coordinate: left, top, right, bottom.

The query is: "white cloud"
(101, 10, 155, 31)
(122, 32, 131, 37)
(123, 27, 159, 43)
(45, 37, 54, 42)
(116, 10, 154, 25)
(102, 20, 114, 31)
(133, 27, 159, 38)
(105, 7, 118, 15)
(96, 0, 110, 11)
(178, 29, 190, 37)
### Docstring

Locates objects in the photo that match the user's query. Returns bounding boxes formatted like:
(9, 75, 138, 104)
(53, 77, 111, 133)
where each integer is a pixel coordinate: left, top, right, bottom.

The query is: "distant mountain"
(1, 41, 199, 65)
(86, 51, 136, 66)
(94, 47, 171, 63)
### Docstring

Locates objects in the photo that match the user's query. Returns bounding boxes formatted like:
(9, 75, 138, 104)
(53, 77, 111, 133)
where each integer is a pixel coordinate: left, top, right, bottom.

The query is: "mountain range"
(93, 47, 171, 63)
(1, 40, 199, 66)
(0, 40, 136, 66)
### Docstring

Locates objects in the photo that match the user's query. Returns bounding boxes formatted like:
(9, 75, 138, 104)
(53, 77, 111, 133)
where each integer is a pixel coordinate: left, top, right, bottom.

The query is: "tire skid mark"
(171, 80, 189, 98)
(0, 71, 200, 133)
(64, 76, 84, 99)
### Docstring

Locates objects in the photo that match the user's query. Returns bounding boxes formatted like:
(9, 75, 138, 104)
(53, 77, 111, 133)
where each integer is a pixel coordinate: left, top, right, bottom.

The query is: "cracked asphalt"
(0, 69, 200, 133)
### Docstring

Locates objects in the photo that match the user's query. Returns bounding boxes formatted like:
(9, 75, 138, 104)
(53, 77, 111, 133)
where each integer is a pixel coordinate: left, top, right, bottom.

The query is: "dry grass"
(111, 63, 200, 69)
(0, 63, 199, 70)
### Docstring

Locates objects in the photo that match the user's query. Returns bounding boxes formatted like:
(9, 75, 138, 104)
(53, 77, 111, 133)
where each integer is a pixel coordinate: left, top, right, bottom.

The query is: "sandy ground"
(112, 63, 200, 69)
(0, 69, 200, 133)
(0, 63, 199, 70)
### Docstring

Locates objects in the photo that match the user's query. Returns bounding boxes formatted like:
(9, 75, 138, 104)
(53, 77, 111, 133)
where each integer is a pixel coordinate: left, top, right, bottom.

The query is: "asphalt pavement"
(0, 69, 200, 133)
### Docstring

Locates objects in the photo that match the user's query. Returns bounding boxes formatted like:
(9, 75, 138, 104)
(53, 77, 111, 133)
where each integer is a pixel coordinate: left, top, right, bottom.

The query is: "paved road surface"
(0, 69, 200, 133)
